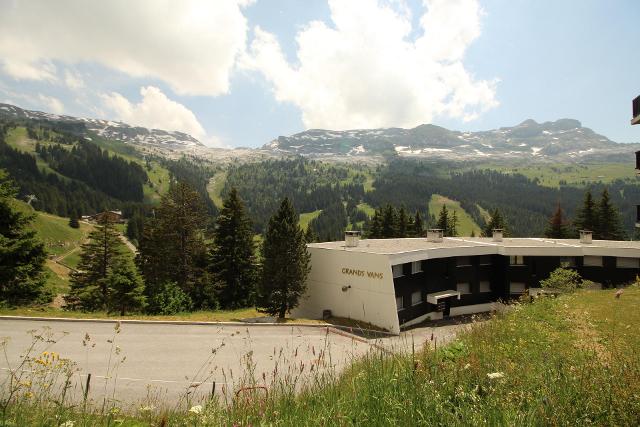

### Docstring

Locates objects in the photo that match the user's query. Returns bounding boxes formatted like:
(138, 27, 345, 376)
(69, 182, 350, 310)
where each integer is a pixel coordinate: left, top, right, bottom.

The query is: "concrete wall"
(291, 247, 400, 333)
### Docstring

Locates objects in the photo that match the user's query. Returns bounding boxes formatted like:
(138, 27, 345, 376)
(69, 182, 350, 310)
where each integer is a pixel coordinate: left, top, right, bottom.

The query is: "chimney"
(427, 229, 443, 243)
(345, 230, 361, 248)
(579, 230, 593, 244)
(492, 229, 503, 242)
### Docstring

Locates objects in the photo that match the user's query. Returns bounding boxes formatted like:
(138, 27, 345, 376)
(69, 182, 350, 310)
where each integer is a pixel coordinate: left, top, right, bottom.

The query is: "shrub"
(148, 281, 193, 315)
(539, 267, 583, 292)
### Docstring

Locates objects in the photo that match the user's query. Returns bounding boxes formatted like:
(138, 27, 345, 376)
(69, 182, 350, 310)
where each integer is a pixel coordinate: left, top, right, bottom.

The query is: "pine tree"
(482, 208, 508, 237)
(470, 230, 476, 238)
(397, 206, 409, 237)
(367, 208, 383, 238)
(413, 211, 424, 237)
(258, 198, 311, 319)
(597, 188, 626, 240)
(545, 204, 570, 238)
(68, 216, 127, 310)
(381, 204, 397, 238)
(0, 171, 48, 304)
(436, 205, 449, 234)
(573, 190, 598, 235)
(304, 226, 318, 243)
(68, 210, 80, 229)
(107, 258, 146, 315)
(448, 211, 459, 237)
(210, 187, 257, 309)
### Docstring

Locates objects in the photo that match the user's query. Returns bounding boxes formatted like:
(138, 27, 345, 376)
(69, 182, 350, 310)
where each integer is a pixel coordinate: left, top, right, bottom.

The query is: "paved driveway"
(0, 319, 469, 409)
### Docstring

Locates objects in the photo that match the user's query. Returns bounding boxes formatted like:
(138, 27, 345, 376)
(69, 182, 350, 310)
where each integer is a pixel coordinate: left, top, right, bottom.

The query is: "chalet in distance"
(292, 230, 640, 334)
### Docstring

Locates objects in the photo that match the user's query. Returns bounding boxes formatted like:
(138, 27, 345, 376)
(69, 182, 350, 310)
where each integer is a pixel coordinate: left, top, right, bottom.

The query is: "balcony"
(633, 95, 640, 125)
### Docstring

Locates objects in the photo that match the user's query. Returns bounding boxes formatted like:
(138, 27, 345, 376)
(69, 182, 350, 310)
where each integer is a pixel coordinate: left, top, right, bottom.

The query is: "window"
(478, 255, 491, 265)
(617, 257, 640, 269)
(396, 296, 404, 311)
(509, 255, 525, 265)
(584, 256, 603, 267)
(392, 265, 404, 278)
(560, 257, 576, 268)
(411, 291, 422, 306)
(479, 281, 491, 293)
(411, 261, 423, 274)
(509, 282, 526, 294)
(456, 282, 471, 294)
(456, 256, 471, 266)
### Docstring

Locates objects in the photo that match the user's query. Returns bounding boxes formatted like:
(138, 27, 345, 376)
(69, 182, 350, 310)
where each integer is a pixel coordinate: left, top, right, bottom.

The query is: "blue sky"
(0, 0, 638, 148)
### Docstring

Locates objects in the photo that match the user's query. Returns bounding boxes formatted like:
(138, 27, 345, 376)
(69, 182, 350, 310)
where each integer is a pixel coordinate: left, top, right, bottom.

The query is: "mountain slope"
(0, 103, 203, 148)
(263, 119, 639, 162)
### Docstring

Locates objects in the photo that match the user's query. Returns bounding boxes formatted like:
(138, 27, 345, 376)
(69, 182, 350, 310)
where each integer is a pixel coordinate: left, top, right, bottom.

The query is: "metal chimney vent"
(579, 230, 593, 244)
(492, 229, 503, 242)
(345, 230, 361, 248)
(427, 229, 443, 243)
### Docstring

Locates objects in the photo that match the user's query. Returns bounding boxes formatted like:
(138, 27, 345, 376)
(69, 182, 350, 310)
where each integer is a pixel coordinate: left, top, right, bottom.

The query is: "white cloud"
(101, 86, 206, 139)
(64, 70, 85, 90)
(0, 0, 250, 96)
(37, 94, 64, 114)
(245, 0, 498, 130)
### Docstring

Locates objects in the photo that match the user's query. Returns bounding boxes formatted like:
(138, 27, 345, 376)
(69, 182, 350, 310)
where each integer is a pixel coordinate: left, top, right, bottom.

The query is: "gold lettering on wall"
(341, 268, 384, 279)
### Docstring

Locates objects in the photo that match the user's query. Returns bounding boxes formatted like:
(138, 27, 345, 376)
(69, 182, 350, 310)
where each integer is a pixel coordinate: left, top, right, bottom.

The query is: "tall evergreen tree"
(448, 211, 459, 237)
(68, 210, 80, 229)
(397, 206, 409, 237)
(68, 216, 127, 310)
(381, 204, 397, 238)
(258, 198, 311, 319)
(436, 205, 449, 233)
(210, 187, 257, 309)
(106, 258, 146, 315)
(545, 204, 570, 238)
(304, 226, 319, 243)
(0, 171, 48, 304)
(573, 190, 598, 235)
(367, 208, 383, 238)
(482, 208, 508, 237)
(597, 188, 626, 240)
(413, 211, 424, 237)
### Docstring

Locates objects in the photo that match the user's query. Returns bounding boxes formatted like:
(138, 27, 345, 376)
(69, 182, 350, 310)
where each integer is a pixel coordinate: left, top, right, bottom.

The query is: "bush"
(148, 281, 193, 315)
(539, 267, 583, 292)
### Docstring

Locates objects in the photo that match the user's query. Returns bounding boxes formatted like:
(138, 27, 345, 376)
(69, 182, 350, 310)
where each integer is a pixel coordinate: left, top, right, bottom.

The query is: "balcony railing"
(633, 95, 640, 125)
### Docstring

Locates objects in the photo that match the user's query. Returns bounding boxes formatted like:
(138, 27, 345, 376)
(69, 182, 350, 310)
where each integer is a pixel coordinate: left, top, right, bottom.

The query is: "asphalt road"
(0, 319, 468, 409)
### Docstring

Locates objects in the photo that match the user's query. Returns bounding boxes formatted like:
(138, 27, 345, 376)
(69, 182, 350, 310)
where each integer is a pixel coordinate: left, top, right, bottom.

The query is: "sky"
(0, 0, 638, 148)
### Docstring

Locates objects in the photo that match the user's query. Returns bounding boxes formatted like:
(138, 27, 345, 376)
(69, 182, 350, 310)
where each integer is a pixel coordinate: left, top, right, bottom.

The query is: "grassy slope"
(207, 170, 228, 208)
(429, 194, 482, 236)
(299, 209, 322, 231)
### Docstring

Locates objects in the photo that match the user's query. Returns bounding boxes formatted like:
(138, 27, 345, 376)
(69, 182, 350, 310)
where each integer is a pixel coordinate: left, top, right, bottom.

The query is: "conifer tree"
(107, 258, 146, 315)
(413, 211, 424, 237)
(448, 211, 459, 237)
(482, 208, 508, 237)
(210, 187, 257, 309)
(436, 205, 449, 233)
(381, 204, 397, 238)
(258, 198, 311, 319)
(368, 208, 383, 238)
(68, 210, 80, 229)
(573, 190, 598, 235)
(397, 206, 409, 237)
(470, 230, 476, 238)
(596, 188, 626, 240)
(304, 226, 319, 243)
(68, 216, 126, 310)
(0, 171, 48, 304)
(545, 204, 570, 238)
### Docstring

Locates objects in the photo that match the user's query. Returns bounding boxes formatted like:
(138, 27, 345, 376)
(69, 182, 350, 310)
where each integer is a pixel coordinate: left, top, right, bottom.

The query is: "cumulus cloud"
(64, 70, 85, 90)
(245, 0, 498, 130)
(37, 94, 65, 114)
(101, 86, 206, 139)
(0, 0, 250, 96)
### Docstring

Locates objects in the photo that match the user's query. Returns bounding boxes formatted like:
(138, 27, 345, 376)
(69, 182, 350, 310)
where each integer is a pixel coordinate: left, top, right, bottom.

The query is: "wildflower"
(60, 421, 75, 427)
(140, 405, 155, 412)
(487, 372, 505, 379)
(463, 363, 471, 370)
(189, 405, 203, 415)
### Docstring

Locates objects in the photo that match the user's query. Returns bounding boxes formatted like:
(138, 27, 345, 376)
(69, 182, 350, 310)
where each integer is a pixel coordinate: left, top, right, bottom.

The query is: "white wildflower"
(189, 405, 203, 415)
(487, 372, 505, 379)
(60, 422, 75, 427)
(463, 363, 471, 370)
(140, 405, 155, 412)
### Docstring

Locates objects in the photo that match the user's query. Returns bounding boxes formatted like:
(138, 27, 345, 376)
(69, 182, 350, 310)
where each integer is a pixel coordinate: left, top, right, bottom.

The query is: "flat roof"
(309, 237, 640, 261)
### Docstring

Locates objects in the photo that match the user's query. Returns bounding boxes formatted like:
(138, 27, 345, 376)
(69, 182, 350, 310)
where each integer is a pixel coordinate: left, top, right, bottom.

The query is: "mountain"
(263, 119, 639, 162)
(0, 103, 203, 148)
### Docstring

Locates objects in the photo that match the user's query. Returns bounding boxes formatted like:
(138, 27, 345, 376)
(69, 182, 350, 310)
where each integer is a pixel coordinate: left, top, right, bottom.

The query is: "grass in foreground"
(3, 287, 640, 425)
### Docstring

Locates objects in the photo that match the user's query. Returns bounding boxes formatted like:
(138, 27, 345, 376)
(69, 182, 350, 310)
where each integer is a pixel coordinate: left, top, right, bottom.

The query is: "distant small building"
(87, 210, 124, 224)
